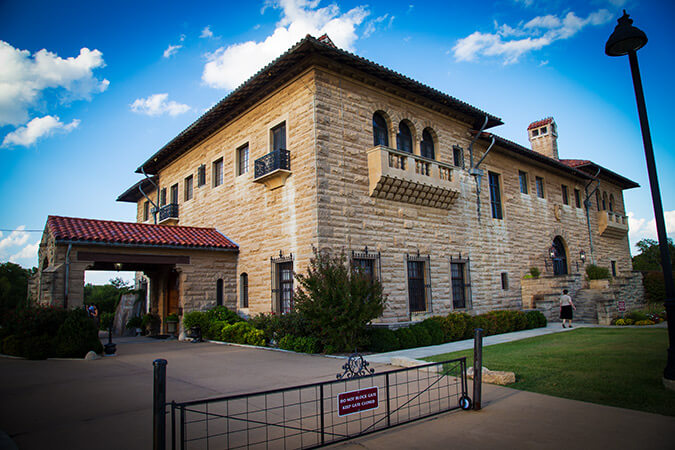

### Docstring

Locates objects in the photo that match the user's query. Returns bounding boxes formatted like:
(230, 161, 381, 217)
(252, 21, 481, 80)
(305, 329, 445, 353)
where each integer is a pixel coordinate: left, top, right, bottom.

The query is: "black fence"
(254, 149, 291, 179)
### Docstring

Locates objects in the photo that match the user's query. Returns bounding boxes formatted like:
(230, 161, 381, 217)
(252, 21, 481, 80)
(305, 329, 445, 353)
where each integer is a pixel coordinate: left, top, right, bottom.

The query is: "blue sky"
(1, 0, 673, 284)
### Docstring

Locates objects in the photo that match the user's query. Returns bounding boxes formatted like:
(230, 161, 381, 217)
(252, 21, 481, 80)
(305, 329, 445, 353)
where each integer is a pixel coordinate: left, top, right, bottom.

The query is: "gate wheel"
(459, 395, 472, 410)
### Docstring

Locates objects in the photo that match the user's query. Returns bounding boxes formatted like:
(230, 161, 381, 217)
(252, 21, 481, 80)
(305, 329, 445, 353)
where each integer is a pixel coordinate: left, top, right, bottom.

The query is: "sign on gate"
(338, 386, 379, 416)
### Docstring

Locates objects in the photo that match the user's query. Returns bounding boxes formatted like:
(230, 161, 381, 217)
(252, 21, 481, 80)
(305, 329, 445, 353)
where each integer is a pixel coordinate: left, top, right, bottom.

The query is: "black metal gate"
(167, 357, 469, 449)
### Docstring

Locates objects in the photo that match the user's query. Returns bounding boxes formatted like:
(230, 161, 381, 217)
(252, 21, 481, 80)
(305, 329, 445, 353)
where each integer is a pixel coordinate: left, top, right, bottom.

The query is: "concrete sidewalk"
(367, 322, 594, 364)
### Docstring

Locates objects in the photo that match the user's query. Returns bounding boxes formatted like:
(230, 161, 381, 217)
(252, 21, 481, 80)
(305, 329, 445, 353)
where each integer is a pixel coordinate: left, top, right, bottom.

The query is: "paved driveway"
(0, 338, 387, 450)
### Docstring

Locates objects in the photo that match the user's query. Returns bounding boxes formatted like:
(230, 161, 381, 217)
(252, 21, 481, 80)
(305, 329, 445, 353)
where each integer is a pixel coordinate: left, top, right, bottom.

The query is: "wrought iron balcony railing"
(254, 149, 291, 189)
(158, 203, 179, 223)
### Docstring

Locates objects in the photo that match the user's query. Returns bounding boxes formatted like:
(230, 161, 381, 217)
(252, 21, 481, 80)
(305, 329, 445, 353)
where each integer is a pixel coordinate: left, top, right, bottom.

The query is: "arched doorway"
(552, 236, 568, 275)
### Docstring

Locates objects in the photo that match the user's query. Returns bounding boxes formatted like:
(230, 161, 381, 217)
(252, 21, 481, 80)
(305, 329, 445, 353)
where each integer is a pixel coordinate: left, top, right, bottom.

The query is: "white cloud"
(514, 0, 534, 6)
(628, 210, 675, 254)
(453, 9, 612, 64)
(130, 93, 191, 117)
(2, 115, 79, 147)
(0, 41, 108, 126)
(0, 226, 29, 250)
(202, 0, 369, 90)
(9, 240, 40, 264)
(163, 44, 182, 59)
(200, 26, 214, 39)
(364, 13, 394, 38)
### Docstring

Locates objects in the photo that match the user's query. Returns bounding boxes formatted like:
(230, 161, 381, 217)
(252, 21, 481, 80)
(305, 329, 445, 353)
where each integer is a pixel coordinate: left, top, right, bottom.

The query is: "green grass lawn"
(425, 327, 675, 416)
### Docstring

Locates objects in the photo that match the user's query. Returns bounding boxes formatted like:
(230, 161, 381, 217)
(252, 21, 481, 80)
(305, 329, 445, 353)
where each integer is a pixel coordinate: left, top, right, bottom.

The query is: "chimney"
(528, 117, 558, 160)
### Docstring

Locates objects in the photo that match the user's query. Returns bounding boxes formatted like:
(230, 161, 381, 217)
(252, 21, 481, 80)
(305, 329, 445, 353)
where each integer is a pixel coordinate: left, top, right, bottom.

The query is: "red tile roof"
(47, 216, 238, 250)
(527, 117, 554, 130)
(560, 159, 591, 168)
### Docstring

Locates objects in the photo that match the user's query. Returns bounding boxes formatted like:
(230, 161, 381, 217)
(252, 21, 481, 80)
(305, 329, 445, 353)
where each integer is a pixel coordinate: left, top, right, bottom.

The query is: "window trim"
(535, 176, 545, 199)
(170, 183, 178, 205)
(197, 164, 206, 187)
(450, 256, 472, 310)
(501, 272, 509, 290)
(160, 188, 167, 206)
(271, 253, 294, 314)
(452, 145, 464, 169)
(143, 201, 149, 221)
(213, 158, 224, 188)
(237, 143, 249, 177)
(518, 170, 529, 195)
(271, 121, 287, 152)
(184, 175, 193, 202)
(372, 112, 389, 147)
(406, 254, 431, 314)
(240, 273, 249, 308)
(561, 184, 569, 206)
(488, 171, 503, 220)
(574, 188, 581, 208)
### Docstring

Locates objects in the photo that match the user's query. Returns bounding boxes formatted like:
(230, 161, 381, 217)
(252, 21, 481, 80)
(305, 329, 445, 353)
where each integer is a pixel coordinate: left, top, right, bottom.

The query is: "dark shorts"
(560, 305, 573, 320)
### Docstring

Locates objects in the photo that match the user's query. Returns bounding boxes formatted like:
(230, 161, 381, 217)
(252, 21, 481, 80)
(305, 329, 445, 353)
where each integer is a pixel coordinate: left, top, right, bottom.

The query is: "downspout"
(64, 243, 72, 308)
(467, 116, 495, 222)
(583, 168, 602, 265)
(141, 167, 159, 224)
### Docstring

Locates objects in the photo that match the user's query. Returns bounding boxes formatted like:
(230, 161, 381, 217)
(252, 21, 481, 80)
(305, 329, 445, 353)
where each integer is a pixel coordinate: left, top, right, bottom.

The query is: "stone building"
(32, 35, 643, 328)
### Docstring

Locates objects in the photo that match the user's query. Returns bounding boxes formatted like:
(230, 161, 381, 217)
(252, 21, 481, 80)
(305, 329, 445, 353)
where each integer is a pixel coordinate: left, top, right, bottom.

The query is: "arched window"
(372, 112, 389, 147)
(397, 122, 413, 153)
(552, 236, 568, 276)
(421, 128, 435, 159)
(240, 273, 248, 308)
(602, 192, 607, 210)
(596, 191, 601, 210)
(216, 278, 223, 306)
(609, 194, 614, 212)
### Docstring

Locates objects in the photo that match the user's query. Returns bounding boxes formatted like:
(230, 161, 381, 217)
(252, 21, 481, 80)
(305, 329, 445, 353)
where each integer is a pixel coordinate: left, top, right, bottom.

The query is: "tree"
(83, 277, 132, 314)
(632, 238, 675, 271)
(293, 248, 386, 352)
(0, 262, 36, 317)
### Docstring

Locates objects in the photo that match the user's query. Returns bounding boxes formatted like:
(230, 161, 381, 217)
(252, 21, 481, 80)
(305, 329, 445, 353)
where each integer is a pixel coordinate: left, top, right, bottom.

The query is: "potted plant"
(586, 264, 610, 289)
(165, 313, 179, 335)
(126, 316, 143, 336)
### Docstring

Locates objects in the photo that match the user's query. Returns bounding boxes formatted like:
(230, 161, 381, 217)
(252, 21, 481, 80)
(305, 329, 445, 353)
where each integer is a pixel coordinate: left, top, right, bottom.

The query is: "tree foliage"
(632, 238, 675, 271)
(83, 277, 131, 314)
(0, 262, 36, 318)
(293, 248, 386, 352)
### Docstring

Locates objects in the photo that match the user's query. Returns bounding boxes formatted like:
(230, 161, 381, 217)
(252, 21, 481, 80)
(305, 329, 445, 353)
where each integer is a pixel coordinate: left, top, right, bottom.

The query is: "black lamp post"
(606, 11, 675, 385)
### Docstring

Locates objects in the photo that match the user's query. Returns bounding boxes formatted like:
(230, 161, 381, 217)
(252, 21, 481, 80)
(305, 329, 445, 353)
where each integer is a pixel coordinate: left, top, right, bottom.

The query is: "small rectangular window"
(540, 126, 547, 134)
(488, 171, 503, 220)
(535, 177, 545, 198)
(561, 185, 569, 205)
(240, 273, 249, 308)
(501, 272, 509, 290)
(213, 158, 223, 187)
(197, 165, 206, 187)
(170, 184, 178, 204)
(184, 175, 193, 201)
(574, 189, 581, 208)
(532, 129, 539, 137)
(143, 201, 149, 221)
(237, 144, 249, 176)
(451, 261, 471, 309)
(453, 146, 464, 168)
(272, 122, 286, 151)
(518, 171, 528, 194)
(160, 188, 167, 206)
(611, 261, 617, 277)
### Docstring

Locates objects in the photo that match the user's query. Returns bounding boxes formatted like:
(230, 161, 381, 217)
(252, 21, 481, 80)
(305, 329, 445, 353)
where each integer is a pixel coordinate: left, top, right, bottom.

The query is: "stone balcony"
(367, 146, 460, 209)
(254, 149, 291, 190)
(598, 210, 628, 238)
(158, 203, 179, 225)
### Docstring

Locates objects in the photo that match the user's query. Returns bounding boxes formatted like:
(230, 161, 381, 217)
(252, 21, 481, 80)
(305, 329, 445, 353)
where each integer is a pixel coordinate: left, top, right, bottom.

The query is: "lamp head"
(605, 10, 647, 56)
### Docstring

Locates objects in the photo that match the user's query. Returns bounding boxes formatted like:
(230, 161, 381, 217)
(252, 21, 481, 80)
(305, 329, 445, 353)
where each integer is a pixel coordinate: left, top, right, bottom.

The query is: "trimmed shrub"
(442, 312, 471, 341)
(182, 311, 209, 332)
(248, 312, 311, 346)
(395, 327, 417, 349)
(525, 310, 547, 329)
(586, 264, 610, 280)
(220, 322, 266, 346)
(411, 324, 432, 347)
(24, 334, 54, 360)
(529, 267, 541, 278)
(420, 318, 444, 345)
(626, 311, 649, 322)
(55, 309, 103, 358)
(366, 327, 400, 353)
(207, 306, 242, 325)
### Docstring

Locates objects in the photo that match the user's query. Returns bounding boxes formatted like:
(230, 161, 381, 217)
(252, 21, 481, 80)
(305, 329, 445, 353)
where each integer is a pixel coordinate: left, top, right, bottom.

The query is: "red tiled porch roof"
(47, 216, 238, 250)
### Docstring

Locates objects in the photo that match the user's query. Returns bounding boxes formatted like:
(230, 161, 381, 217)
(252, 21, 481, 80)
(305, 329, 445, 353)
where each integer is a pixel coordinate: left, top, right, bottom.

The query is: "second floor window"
(488, 171, 503, 220)
(574, 189, 581, 208)
(197, 165, 206, 187)
(143, 201, 149, 221)
(420, 128, 435, 159)
(535, 177, 545, 198)
(609, 194, 614, 212)
(240, 273, 249, 308)
(213, 158, 223, 187)
(519, 171, 528, 194)
(160, 188, 167, 206)
(397, 122, 413, 153)
(561, 185, 569, 205)
(453, 146, 464, 168)
(238, 144, 249, 176)
(373, 112, 389, 147)
(272, 122, 286, 151)
(184, 175, 193, 201)
(170, 184, 178, 204)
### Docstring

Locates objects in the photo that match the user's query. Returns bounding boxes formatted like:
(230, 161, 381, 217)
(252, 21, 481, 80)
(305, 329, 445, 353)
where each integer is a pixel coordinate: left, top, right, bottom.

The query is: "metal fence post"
(153, 359, 168, 450)
(473, 328, 483, 411)
(385, 372, 391, 427)
(319, 384, 325, 446)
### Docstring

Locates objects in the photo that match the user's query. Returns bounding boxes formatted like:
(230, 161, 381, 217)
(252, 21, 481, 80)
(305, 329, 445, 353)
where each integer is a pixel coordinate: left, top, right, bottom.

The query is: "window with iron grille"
(561, 185, 569, 205)
(406, 254, 431, 313)
(574, 189, 581, 208)
(519, 171, 528, 194)
(351, 248, 380, 283)
(170, 184, 178, 204)
(184, 175, 193, 201)
(271, 253, 294, 314)
(160, 188, 167, 206)
(535, 176, 545, 198)
(272, 122, 286, 151)
(240, 273, 249, 308)
(453, 145, 464, 168)
(237, 144, 249, 176)
(488, 171, 503, 220)
(213, 158, 223, 187)
(143, 201, 149, 221)
(197, 165, 206, 187)
(451, 258, 471, 309)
